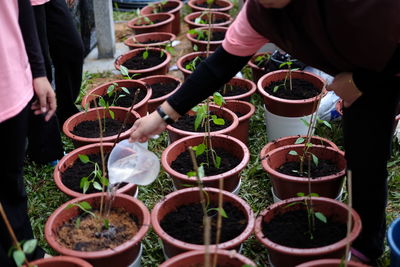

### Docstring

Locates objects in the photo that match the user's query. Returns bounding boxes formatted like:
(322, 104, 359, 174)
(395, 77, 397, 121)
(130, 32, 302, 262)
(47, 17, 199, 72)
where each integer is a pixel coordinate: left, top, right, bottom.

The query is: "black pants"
(344, 77, 400, 260)
(0, 105, 44, 267)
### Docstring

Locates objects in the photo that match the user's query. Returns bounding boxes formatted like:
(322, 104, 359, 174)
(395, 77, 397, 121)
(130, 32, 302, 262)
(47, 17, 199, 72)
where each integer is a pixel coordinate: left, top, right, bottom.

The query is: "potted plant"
(63, 107, 140, 147)
(188, 0, 234, 13)
(151, 187, 255, 258)
(159, 249, 256, 266)
(127, 13, 174, 34)
(139, 75, 182, 113)
(115, 47, 171, 78)
(184, 11, 233, 30)
(124, 32, 176, 50)
(45, 193, 150, 267)
(176, 51, 212, 80)
(54, 142, 138, 198)
(161, 134, 249, 192)
(248, 52, 273, 83)
(214, 77, 257, 102)
(28, 256, 93, 267)
(187, 27, 227, 52)
(81, 80, 151, 117)
(296, 259, 370, 267)
(254, 196, 362, 267)
(140, 0, 184, 35)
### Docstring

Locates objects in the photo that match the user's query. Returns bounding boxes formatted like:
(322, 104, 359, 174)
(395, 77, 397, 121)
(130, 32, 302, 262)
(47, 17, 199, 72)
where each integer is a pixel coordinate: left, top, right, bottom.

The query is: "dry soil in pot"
(150, 80, 179, 99)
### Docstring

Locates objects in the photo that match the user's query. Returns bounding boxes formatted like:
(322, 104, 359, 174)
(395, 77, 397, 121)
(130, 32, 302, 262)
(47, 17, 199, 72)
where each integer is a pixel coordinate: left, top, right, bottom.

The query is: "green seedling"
(8, 239, 38, 267)
(254, 53, 271, 68)
(288, 137, 319, 177)
(150, 0, 168, 13)
(185, 56, 202, 72)
(142, 47, 149, 60)
(66, 201, 110, 230)
(78, 154, 108, 194)
(119, 65, 141, 80)
(273, 60, 300, 93)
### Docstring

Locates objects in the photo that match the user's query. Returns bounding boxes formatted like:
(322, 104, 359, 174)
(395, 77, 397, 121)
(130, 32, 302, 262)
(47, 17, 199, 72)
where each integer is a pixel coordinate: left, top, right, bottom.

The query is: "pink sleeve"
(222, 2, 269, 56)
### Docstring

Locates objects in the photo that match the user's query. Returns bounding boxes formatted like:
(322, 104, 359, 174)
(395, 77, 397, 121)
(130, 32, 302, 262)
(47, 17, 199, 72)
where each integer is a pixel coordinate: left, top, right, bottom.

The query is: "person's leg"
(45, 0, 84, 124)
(0, 105, 44, 266)
(343, 78, 400, 262)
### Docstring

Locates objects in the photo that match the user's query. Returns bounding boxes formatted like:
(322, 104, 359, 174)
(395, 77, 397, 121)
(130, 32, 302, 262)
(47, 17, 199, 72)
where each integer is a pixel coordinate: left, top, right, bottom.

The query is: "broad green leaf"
(13, 250, 25, 266)
(109, 110, 115, 120)
(80, 177, 88, 189)
(193, 143, 206, 156)
(288, 150, 298, 156)
(198, 165, 205, 178)
(211, 116, 225, 125)
(215, 155, 221, 168)
(120, 65, 129, 77)
(187, 171, 197, 177)
(79, 201, 92, 211)
(212, 92, 225, 106)
(22, 239, 37, 254)
(322, 120, 332, 129)
(100, 176, 109, 186)
(311, 153, 319, 166)
(82, 181, 90, 194)
(143, 50, 149, 60)
(194, 112, 204, 131)
(98, 97, 106, 107)
(295, 137, 305, 144)
(78, 154, 90, 164)
(315, 212, 327, 223)
(121, 87, 130, 95)
(93, 181, 102, 191)
(309, 192, 319, 197)
(296, 192, 305, 197)
(107, 85, 115, 95)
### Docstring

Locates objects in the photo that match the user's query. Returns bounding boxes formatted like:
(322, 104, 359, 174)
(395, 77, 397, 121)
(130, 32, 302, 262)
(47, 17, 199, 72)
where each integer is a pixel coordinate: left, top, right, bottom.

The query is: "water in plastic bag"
(107, 140, 160, 186)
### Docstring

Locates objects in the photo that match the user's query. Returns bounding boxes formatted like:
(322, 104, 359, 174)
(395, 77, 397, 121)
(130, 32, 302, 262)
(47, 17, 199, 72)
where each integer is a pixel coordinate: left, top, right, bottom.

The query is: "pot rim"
(161, 134, 249, 182)
(151, 187, 255, 251)
(254, 196, 362, 256)
(296, 258, 370, 267)
(224, 100, 256, 122)
(124, 32, 176, 48)
(188, 0, 234, 12)
(140, 0, 184, 15)
(81, 79, 151, 112)
(260, 144, 346, 183)
(45, 193, 150, 259)
(388, 217, 400, 255)
(186, 26, 228, 46)
(184, 11, 233, 28)
(62, 107, 140, 144)
(212, 77, 257, 101)
(53, 142, 137, 198)
(29, 255, 93, 266)
(139, 75, 182, 103)
(127, 13, 174, 30)
(176, 50, 213, 76)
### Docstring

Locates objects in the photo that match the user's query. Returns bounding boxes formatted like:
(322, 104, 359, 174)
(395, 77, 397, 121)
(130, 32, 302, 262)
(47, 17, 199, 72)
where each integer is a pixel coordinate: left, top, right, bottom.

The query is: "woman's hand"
(31, 77, 57, 121)
(326, 72, 362, 108)
(129, 112, 168, 143)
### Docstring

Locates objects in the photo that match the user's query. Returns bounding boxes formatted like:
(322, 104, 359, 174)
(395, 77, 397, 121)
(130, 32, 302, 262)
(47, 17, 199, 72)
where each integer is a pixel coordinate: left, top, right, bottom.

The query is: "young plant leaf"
(109, 109, 115, 120)
(103, 219, 110, 229)
(193, 143, 206, 156)
(209, 207, 228, 218)
(309, 192, 319, 197)
(311, 153, 319, 166)
(288, 150, 298, 156)
(211, 115, 225, 125)
(296, 192, 305, 197)
(22, 239, 37, 254)
(120, 65, 130, 77)
(315, 212, 327, 223)
(13, 250, 25, 267)
(93, 181, 102, 191)
(273, 85, 281, 93)
(142, 50, 149, 60)
(295, 137, 305, 144)
(121, 87, 130, 95)
(100, 176, 109, 186)
(186, 171, 197, 177)
(79, 201, 92, 211)
(193, 44, 198, 51)
(98, 97, 106, 108)
(212, 92, 225, 107)
(215, 155, 221, 168)
(107, 84, 115, 95)
(322, 120, 332, 129)
(78, 154, 90, 164)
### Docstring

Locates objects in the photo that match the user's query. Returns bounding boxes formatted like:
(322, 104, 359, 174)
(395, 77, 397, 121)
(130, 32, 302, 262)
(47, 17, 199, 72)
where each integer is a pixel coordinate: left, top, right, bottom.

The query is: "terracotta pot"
(215, 77, 257, 102)
(296, 258, 370, 267)
(184, 11, 233, 30)
(140, 0, 184, 35)
(188, 0, 234, 13)
(54, 143, 137, 198)
(63, 107, 140, 147)
(151, 187, 255, 258)
(124, 32, 176, 50)
(28, 256, 92, 267)
(45, 193, 150, 267)
(222, 100, 255, 145)
(176, 51, 212, 80)
(127, 13, 174, 34)
(139, 75, 182, 113)
(159, 249, 256, 266)
(254, 197, 362, 267)
(248, 52, 273, 83)
(261, 144, 346, 200)
(257, 70, 326, 117)
(166, 104, 239, 143)
(81, 79, 151, 117)
(260, 135, 339, 156)
(186, 26, 227, 51)
(161, 134, 249, 192)
(114, 47, 171, 77)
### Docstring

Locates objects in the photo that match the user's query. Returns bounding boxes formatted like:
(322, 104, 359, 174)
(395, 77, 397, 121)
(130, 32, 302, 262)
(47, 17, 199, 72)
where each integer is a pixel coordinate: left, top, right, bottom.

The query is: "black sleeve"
(18, 0, 46, 78)
(167, 46, 252, 115)
(352, 46, 400, 93)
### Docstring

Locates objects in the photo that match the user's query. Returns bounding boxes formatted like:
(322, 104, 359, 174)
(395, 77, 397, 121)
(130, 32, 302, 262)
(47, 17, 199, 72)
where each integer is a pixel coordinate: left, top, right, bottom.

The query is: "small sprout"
(193, 143, 206, 156)
(315, 212, 327, 223)
(288, 150, 298, 156)
(311, 153, 319, 166)
(208, 207, 228, 218)
(142, 50, 149, 60)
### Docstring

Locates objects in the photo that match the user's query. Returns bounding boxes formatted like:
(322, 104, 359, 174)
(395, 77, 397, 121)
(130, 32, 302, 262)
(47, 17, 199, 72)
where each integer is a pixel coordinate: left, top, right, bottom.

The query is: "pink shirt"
(30, 0, 50, 6)
(222, 2, 269, 56)
(0, 0, 34, 123)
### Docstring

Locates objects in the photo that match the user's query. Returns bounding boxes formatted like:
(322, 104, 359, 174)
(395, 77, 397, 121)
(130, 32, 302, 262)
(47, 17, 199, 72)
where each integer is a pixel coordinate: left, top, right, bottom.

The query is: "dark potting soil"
(264, 78, 320, 100)
(71, 118, 133, 138)
(90, 87, 146, 108)
(161, 202, 247, 244)
(217, 84, 248, 97)
(183, 55, 207, 71)
(57, 208, 138, 251)
(277, 159, 339, 178)
(122, 50, 167, 70)
(171, 147, 241, 176)
(197, 31, 226, 41)
(195, 2, 223, 8)
(233, 111, 244, 118)
(171, 113, 232, 132)
(262, 209, 347, 248)
(150, 81, 179, 99)
(139, 39, 165, 44)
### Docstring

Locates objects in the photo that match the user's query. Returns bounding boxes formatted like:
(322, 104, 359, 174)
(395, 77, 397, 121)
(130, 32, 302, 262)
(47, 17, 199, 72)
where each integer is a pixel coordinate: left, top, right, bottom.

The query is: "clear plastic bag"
(107, 140, 160, 186)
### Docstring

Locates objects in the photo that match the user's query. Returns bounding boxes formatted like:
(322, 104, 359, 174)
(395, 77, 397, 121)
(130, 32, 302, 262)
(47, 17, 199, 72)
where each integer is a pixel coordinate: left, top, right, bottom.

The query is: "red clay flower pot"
(127, 13, 174, 34)
(186, 26, 227, 52)
(114, 47, 171, 78)
(161, 134, 249, 192)
(184, 11, 233, 30)
(257, 70, 326, 117)
(28, 256, 92, 267)
(140, 0, 184, 35)
(159, 249, 256, 266)
(151, 187, 255, 258)
(139, 75, 182, 113)
(63, 107, 140, 147)
(124, 32, 176, 50)
(81, 80, 151, 117)
(188, 0, 234, 13)
(166, 104, 239, 143)
(254, 197, 362, 267)
(248, 52, 272, 83)
(54, 143, 137, 198)
(176, 51, 212, 80)
(222, 100, 255, 145)
(260, 144, 346, 200)
(45, 193, 150, 267)
(296, 258, 370, 267)
(216, 77, 257, 102)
